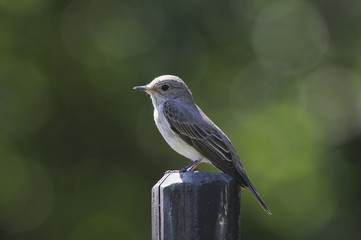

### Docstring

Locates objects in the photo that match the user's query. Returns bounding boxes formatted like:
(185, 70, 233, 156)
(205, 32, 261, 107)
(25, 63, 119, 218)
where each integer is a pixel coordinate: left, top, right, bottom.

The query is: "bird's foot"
(179, 159, 201, 172)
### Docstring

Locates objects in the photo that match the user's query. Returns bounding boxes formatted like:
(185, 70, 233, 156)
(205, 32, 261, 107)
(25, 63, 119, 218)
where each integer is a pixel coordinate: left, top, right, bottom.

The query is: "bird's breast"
(153, 106, 203, 161)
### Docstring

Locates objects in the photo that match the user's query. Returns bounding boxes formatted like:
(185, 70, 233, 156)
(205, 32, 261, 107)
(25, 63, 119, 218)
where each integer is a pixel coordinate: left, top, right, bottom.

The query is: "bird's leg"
(179, 159, 201, 172)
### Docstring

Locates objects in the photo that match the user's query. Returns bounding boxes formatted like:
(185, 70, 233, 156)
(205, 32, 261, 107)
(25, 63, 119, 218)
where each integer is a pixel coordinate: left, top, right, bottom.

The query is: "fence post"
(152, 172, 241, 240)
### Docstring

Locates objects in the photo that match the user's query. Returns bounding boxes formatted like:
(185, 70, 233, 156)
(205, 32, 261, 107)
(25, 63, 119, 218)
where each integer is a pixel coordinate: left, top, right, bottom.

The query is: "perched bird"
(134, 75, 271, 215)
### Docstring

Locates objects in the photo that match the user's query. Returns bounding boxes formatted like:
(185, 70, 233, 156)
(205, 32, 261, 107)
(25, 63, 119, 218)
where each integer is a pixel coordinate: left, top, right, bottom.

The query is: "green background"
(1, 0, 361, 239)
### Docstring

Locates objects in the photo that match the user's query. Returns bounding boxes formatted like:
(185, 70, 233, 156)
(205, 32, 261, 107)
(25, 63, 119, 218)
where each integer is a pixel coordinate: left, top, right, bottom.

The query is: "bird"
(133, 75, 271, 215)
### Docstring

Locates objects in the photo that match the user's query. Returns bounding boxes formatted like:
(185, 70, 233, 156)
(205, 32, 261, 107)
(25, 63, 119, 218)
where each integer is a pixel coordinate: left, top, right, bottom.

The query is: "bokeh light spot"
(252, 1, 329, 75)
(0, 57, 50, 139)
(0, 156, 27, 205)
(63, 160, 149, 240)
(0, 156, 54, 232)
(232, 103, 335, 236)
(299, 67, 361, 145)
(88, 0, 165, 58)
(230, 62, 279, 117)
(61, 0, 95, 63)
(61, 0, 165, 62)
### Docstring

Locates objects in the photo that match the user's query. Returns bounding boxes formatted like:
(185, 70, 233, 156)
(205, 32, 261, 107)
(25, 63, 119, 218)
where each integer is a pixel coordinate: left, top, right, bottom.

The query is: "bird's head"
(133, 75, 194, 105)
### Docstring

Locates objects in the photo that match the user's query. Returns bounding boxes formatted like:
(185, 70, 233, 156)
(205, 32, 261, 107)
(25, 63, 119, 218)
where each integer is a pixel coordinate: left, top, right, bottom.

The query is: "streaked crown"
(145, 75, 194, 104)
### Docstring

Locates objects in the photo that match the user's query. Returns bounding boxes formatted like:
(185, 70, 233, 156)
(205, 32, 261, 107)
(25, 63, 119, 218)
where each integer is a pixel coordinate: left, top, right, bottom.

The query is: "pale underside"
(154, 105, 211, 164)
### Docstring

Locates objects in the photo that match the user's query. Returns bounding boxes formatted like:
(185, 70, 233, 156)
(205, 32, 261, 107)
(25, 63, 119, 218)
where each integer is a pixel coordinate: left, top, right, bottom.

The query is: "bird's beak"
(133, 85, 150, 92)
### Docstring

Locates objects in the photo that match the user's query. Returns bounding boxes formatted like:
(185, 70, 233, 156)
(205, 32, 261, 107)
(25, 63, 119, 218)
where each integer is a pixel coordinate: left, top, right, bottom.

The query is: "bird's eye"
(161, 85, 169, 91)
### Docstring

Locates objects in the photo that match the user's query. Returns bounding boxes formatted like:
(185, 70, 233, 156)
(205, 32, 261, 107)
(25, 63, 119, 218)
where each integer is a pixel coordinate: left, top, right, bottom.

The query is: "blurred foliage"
(1, 0, 361, 239)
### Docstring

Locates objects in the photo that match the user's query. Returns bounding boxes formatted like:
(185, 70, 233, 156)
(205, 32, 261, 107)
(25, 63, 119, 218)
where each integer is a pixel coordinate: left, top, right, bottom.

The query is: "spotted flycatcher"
(134, 75, 271, 214)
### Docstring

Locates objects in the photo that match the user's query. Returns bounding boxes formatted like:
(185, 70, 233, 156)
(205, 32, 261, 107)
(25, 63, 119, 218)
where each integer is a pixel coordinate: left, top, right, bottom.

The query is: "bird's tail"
(246, 179, 272, 215)
(235, 163, 272, 215)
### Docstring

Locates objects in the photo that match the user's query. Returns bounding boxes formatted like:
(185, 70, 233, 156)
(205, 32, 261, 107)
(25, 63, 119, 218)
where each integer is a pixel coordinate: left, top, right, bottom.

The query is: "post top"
(154, 171, 237, 189)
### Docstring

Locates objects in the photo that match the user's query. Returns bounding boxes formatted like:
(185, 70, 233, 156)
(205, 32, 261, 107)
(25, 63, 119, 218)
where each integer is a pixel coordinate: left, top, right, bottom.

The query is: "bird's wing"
(163, 100, 272, 214)
(163, 100, 237, 172)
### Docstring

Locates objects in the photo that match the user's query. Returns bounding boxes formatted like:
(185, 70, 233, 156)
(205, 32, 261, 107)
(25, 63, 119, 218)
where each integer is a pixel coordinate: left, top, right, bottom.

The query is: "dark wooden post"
(152, 172, 241, 240)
